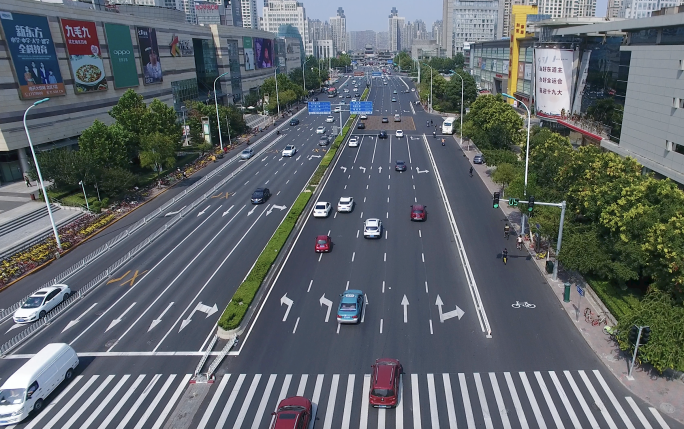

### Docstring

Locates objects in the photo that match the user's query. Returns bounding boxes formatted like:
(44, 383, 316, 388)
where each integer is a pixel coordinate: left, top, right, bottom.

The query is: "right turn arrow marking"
(435, 295, 465, 323)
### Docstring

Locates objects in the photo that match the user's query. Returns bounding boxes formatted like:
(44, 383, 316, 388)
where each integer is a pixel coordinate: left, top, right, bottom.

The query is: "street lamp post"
(213, 71, 230, 151)
(502, 93, 531, 238)
(422, 63, 433, 113)
(23, 98, 62, 251)
(274, 66, 280, 117)
(451, 70, 465, 151)
(181, 106, 188, 146)
(78, 180, 90, 211)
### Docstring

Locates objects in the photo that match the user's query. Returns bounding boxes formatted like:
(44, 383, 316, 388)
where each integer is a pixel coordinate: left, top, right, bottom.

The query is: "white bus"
(442, 118, 455, 135)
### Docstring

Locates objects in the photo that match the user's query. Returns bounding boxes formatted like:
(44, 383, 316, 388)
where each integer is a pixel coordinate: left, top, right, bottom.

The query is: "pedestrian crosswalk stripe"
(234, 373, 260, 429)
(24, 375, 83, 429)
(62, 374, 113, 429)
(341, 374, 355, 429)
(101, 373, 145, 429)
(520, 371, 547, 429)
(396, 374, 404, 429)
(594, 370, 635, 429)
(474, 373, 493, 429)
(272, 373, 292, 428)
(82, 374, 130, 429)
(411, 373, 422, 429)
(197, 374, 230, 429)
(535, 371, 564, 429)
(626, 396, 653, 429)
(152, 374, 191, 429)
(564, 370, 600, 428)
(296, 373, 308, 397)
(120, 373, 161, 429)
(650, 407, 672, 429)
(580, 370, 617, 429)
(217, 373, 244, 428)
(45, 374, 99, 429)
(427, 374, 440, 429)
(549, 371, 582, 429)
(251, 373, 276, 429)
(137, 374, 176, 429)
(443, 373, 458, 429)
(323, 374, 340, 429)
(489, 372, 512, 429)
(359, 374, 371, 429)
(311, 374, 324, 429)
(504, 371, 529, 429)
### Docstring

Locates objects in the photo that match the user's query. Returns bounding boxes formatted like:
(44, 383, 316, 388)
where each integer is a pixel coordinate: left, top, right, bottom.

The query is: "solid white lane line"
(579, 370, 617, 429)
(136, 374, 180, 429)
(429, 319, 434, 334)
(412, 374, 422, 429)
(489, 373, 512, 429)
(233, 374, 262, 429)
(396, 374, 404, 429)
(649, 407, 671, 429)
(42, 376, 99, 429)
(504, 372, 529, 429)
(24, 376, 83, 429)
(81, 375, 130, 429)
(215, 374, 246, 428)
(308, 280, 313, 292)
(427, 374, 441, 429)
(593, 370, 635, 429)
(116, 374, 161, 429)
(407, 137, 412, 164)
(311, 375, 324, 429)
(341, 374, 355, 429)
(442, 374, 458, 429)
(323, 374, 340, 429)
(359, 374, 371, 429)
(297, 374, 308, 397)
(380, 318, 383, 333)
(372, 138, 377, 164)
(292, 317, 300, 334)
(197, 374, 231, 429)
(548, 371, 582, 429)
(352, 252, 355, 262)
(61, 375, 113, 429)
(519, 372, 547, 429)
(625, 397, 653, 429)
(251, 374, 278, 429)
(534, 371, 564, 429)
(474, 373, 494, 429)
(563, 370, 600, 428)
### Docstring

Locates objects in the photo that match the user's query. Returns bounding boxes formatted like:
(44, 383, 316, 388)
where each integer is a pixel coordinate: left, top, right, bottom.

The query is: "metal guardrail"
(206, 336, 236, 379)
(194, 335, 218, 377)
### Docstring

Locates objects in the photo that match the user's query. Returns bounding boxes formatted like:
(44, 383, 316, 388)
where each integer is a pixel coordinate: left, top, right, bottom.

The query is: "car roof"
(396, 160, 405, 163)
(365, 218, 380, 225)
(315, 201, 328, 205)
(373, 361, 397, 389)
(242, 148, 251, 152)
(341, 290, 363, 302)
(339, 196, 352, 201)
(285, 144, 294, 148)
(412, 204, 425, 210)
(316, 235, 329, 240)
(32, 284, 66, 296)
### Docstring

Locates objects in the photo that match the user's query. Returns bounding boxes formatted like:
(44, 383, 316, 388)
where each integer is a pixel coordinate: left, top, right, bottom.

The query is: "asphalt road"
(0, 70, 680, 429)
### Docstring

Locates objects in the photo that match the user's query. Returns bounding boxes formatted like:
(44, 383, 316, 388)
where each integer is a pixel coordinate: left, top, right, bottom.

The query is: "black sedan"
(289, 118, 299, 126)
(382, 117, 389, 123)
(395, 160, 407, 172)
(378, 130, 388, 139)
(357, 123, 366, 129)
(251, 187, 271, 204)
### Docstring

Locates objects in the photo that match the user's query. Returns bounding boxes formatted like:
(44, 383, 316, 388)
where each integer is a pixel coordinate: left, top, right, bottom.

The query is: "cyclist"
(430, 119, 433, 125)
(502, 248, 508, 265)
(441, 138, 445, 146)
(433, 130, 436, 138)
(469, 166, 473, 177)
(426, 120, 430, 127)
(516, 235, 523, 250)
(504, 223, 510, 239)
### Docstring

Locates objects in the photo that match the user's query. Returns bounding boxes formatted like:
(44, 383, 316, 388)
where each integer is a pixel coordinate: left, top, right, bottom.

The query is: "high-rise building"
(241, 0, 258, 28)
(329, 7, 347, 53)
(262, 0, 310, 54)
(388, 7, 405, 52)
(413, 19, 429, 40)
(445, 0, 502, 56)
(537, 0, 597, 17)
(619, 0, 683, 18)
(376, 31, 390, 51)
(607, 0, 623, 17)
(349, 30, 376, 51)
(432, 20, 443, 45)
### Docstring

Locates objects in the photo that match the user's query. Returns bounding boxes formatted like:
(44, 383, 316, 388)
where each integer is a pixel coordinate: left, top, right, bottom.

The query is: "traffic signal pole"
(627, 325, 651, 380)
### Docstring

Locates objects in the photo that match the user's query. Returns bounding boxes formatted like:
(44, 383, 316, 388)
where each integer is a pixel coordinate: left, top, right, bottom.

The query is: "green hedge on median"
(218, 191, 312, 330)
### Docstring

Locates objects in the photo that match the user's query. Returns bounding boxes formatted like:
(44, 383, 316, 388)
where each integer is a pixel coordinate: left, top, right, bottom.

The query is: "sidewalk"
(459, 137, 684, 425)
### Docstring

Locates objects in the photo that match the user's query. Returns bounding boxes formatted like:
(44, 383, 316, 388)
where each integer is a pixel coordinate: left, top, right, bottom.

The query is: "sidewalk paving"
(458, 137, 684, 425)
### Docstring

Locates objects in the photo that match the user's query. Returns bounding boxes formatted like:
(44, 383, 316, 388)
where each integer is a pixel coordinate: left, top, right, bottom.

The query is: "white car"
(334, 106, 342, 112)
(344, 89, 350, 93)
(395, 130, 404, 138)
(281, 145, 297, 157)
(240, 148, 254, 159)
(313, 202, 332, 218)
(13, 284, 71, 323)
(351, 98, 357, 102)
(363, 218, 383, 239)
(360, 115, 368, 120)
(348, 136, 360, 147)
(316, 126, 326, 134)
(411, 88, 415, 92)
(337, 197, 354, 212)
(326, 115, 335, 123)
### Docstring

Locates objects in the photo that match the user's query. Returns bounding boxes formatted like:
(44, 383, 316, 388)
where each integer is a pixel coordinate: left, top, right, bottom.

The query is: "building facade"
(313, 39, 334, 59)
(262, 0, 309, 55)
(432, 20, 443, 46)
(375, 31, 389, 51)
(241, 0, 258, 28)
(388, 7, 405, 52)
(619, 0, 684, 18)
(452, 0, 502, 54)
(329, 7, 347, 53)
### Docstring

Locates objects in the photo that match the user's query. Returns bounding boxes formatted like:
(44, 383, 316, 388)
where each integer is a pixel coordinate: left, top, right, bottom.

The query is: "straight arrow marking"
(281, 293, 293, 321)
(197, 206, 211, 217)
(106, 302, 136, 332)
(222, 205, 235, 217)
(62, 302, 98, 333)
(401, 295, 409, 323)
(148, 302, 174, 332)
(319, 294, 333, 323)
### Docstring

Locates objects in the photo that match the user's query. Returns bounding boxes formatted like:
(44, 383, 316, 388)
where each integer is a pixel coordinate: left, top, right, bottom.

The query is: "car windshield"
(371, 388, 393, 397)
(315, 204, 326, 210)
(340, 303, 357, 311)
(253, 192, 263, 197)
(317, 239, 327, 245)
(397, 162, 405, 166)
(0, 388, 26, 405)
(412, 210, 423, 215)
(242, 150, 250, 155)
(22, 296, 45, 309)
(366, 227, 378, 231)
(276, 413, 297, 420)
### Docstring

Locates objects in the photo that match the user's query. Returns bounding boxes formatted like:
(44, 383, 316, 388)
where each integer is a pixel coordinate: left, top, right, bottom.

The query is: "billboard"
(254, 37, 273, 69)
(243, 36, 255, 71)
(0, 11, 66, 99)
(60, 19, 108, 94)
(104, 23, 139, 89)
(534, 48, 573, 117)
(137, 27, 163, 84)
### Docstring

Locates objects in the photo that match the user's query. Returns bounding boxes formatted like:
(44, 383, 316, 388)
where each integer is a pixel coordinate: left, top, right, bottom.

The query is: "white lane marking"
(297, 374, 308, 397)
(353, 137, 362, 164)
(359, 375, 371, 429)
(292, 317, 300, 334)
(579, 370, 617, 429)
(344, 185, 347, 189)
(364, 197, 366, 202)
(382, 281, 385, 293)
(386, 211, 389, 218)
(563, 370, 600, 428)
(378, 407, 386, 429)
(136, 374, 180, 429)
(41, 376, 98, 429)
(97, 375, 144, 429)
(474, 373, 494, 429)
(385, 230, 388, 239)
(346, 280, 350, 290)
(380, 318, 383, 333)
(442, 374, 457, 429)
(649, 407, 671, 428)
(407, 137, 412, 164)
(412, 374, 422, 429)
(197, 375, 231, 429)
(427, 374, 440, 429)
(251, 374, 277, 429)
(384, 253, 387, 262)
(593, 370, 635, 429)
(341, 374, 355, 429)
(419, 229, 422, 237)
(311, 375, 324, 429)
(61, 375, 113, 429)
(625, 397, 653, 429)
(323, 374, 340, 429)
(504, 372, 529, 429)
(425, 281, 429, 293)
(308, 280, 313, 292)
(429, 319, 434, 334)
(387, 184, 390, 190)
(422, 253, 425, 263)
(357, 230, 360, 238)
(389, 136, 392, 163)
(352, 252, 355, 262)
(489, 372, 512, 429)
(117, 374, 161, 429)
(215, 374, 246, 428)
(81, 375, 130, 429)
(396, 374, 404, 428)
(371, 138, 377, 164)
(387, 197, 390, 203)
(548, 371, 581, 429)
(360, 211, 364, 218)
(318, 253, 323, 262)
(233, 374, 262, 429)
(519, 372, 547, 429)
(336, 323, 341, 334)
(534, 371, 564, 429)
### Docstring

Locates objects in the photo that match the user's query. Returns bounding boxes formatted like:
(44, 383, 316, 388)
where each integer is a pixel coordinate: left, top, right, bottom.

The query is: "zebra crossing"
(8, 369, 674, 429)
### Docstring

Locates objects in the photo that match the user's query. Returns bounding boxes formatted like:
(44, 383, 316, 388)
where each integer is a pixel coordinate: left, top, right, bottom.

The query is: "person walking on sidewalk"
(24, 175, 32, 187)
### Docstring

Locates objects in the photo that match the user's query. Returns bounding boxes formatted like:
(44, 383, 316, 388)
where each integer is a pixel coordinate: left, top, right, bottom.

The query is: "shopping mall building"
(0, 0, 293, 184)
(468, 6, 684, 186)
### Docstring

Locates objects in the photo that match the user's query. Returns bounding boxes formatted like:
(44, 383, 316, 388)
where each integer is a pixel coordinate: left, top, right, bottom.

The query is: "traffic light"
(528, 196, 535, 212)
(640, 327, 651, 345)
(628, 325, 639, 345)
(493, 192, 500, 209)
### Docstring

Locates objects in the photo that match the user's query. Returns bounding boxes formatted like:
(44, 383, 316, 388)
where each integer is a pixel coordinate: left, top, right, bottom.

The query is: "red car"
(410, 204, 427, 221)
(270, 396, 312, 429)
(315, 235, 332, 252)
(369, 358, 402, 408)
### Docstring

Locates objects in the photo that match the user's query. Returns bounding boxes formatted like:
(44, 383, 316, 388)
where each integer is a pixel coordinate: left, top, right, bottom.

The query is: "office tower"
(619, 0, 682, 18)
(262, 0, 309, 54)
(376, 31, 390, 51)
(330, 7, 347, 53)
(388, 7, 405, 52)
(537, 0, 597, 17)
(241, 0, 258, 28)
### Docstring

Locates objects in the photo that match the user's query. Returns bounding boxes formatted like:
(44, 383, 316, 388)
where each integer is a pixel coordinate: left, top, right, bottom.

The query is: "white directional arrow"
(310, 155, 322, 159)
(410, 136, 420, 140)
(197, 206, 211, 217)
(248, 205, 258, 216)
(319, 294, 333, 323)
(340, 166, 347, 172)
(261, 156, 268, 162)
(165, 206, 186, 217)
(417, 168, 430, 174)
(106, 302, 136, 332)
(281, 294, 293, 321)
(266, 204, 285, 215)
(435, 295, 465, 323)
(222, 205, 235, 217)
(62, 302, 97, 333)
(401, 295, 409, 323)
(6, 323, 24, 334)
(359, 166, 366, 173)
(179, 302, 219, 332)
(148, 302, 174, 332)
(378, 166, 383, 174)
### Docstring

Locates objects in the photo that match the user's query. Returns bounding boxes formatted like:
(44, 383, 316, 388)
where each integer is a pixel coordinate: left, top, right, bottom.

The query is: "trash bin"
(30, 193, 36, 201)
(545, 260, 554, 274)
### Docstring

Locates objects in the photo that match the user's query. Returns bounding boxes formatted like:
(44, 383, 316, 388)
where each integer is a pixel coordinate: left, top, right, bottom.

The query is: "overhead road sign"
(308, 101, 331, 115)
(372, 72, 382, 77)
(350, 101, 373, 115)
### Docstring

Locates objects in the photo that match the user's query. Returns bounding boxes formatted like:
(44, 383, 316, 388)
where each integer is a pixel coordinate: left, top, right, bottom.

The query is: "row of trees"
(418, 66, 478, 114)
(393, 52, 465, 74)
(464, 94, 684, 371)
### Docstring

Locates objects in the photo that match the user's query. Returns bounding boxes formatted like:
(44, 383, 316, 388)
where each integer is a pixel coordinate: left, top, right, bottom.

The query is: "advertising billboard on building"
(137, 27, 163, 84)
(254, 37, 273, 69)
(243, 37, 255, 70)
(60, 19, 108, 94)
(0, 11, 66, 99)
(104, 23, 139, 89)
(534, 48, 573, 117)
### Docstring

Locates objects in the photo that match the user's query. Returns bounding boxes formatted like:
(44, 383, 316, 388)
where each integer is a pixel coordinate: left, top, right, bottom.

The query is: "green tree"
(527, 128, 574, 190)
(454, 53, 465, 69)
(108, 89, 148, 159)
(443, 70, 477, 113)
(491, 163, 518, 195)
(185, 102, 246, 147)
(98, 167, 137, 196)
(78, 120, 128, 169)
(139, 132, 176, 175)
(463, 95, 524, 149)
(644, 213, 684, 300)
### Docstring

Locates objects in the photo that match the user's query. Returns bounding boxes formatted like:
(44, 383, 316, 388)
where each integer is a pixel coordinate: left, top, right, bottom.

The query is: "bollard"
(563, 282, 571, 302)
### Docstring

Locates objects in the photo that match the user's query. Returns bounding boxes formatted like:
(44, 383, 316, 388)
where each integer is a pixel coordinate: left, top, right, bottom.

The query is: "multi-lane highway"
(0, 69, 680, 429)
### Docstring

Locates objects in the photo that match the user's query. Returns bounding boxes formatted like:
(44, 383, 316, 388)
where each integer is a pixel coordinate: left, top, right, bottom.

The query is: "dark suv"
(378, 130, 388, 139)
(251, 187, 271, 204)
(289, 118, 299, 126)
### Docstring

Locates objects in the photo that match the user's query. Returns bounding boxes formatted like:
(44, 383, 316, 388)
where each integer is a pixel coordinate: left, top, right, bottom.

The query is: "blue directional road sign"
(308, 101, 331, 115)
(577, 285, 585, 297)
(350, 101, 373, 115)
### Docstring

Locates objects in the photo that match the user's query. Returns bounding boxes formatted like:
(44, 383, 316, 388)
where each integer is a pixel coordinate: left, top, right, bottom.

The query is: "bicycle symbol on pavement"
(511, 301, 536, 309)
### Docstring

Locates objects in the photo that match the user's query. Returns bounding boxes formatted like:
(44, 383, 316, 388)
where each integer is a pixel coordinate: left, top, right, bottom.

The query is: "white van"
(0, 343, 78, 425)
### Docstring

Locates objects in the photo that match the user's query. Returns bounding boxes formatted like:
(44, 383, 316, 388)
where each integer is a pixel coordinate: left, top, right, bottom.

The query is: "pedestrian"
(24, 175, 32, 187)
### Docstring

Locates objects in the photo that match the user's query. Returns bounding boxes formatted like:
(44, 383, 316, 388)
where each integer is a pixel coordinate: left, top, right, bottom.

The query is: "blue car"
(337, 290, 365, 324)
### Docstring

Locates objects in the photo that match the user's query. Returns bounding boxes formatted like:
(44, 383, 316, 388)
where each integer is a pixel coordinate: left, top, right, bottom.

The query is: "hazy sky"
(258, 0, 608, 33)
